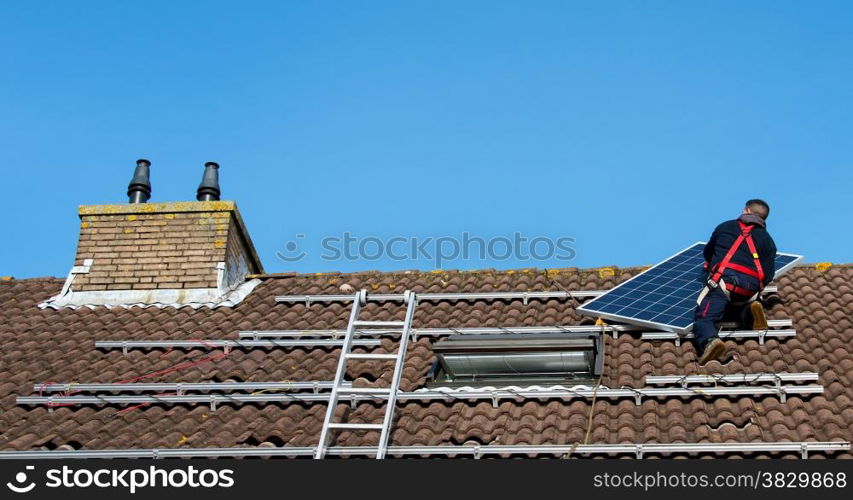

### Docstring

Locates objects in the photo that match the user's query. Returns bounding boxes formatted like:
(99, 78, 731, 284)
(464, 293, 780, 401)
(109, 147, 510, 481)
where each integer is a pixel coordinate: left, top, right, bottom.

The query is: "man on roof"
(693, 199, 777, 364)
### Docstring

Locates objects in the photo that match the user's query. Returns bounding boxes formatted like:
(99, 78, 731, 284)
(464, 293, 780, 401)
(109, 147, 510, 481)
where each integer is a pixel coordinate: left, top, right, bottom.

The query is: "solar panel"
(577, 242, 803, 334)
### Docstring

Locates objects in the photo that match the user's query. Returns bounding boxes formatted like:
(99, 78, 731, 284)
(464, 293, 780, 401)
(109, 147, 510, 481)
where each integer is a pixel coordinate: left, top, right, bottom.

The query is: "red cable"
(43, 339, 232, 411)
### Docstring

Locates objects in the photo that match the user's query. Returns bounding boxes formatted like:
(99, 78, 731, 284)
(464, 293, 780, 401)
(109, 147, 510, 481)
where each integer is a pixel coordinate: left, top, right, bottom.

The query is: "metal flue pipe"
(127, 159, 151, 203)
(196, 162, 221, 201)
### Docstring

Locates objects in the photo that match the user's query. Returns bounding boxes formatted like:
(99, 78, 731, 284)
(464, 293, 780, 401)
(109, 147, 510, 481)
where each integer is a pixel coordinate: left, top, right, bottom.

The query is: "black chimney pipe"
(127, 159, 152, 203)
(196, 162, 221, 201)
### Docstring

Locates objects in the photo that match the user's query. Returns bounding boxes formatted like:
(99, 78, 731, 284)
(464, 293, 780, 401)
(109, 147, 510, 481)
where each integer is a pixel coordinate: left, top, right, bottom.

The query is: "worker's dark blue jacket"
(703, 217, 777, 287)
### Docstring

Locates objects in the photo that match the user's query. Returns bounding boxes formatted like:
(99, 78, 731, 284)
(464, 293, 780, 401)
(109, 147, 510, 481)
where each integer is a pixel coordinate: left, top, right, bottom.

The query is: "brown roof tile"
(0, 265, 850, 457)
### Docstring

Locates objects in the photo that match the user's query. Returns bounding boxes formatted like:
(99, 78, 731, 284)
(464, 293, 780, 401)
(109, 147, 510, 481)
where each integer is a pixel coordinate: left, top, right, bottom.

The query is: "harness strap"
(743, 226, 765, 284)
(719, 279, 759, 305)
(701, 221, 765, 306)
(710, 221, 764, 288)
(710, 223, 750, 283)
(724, 281, 756, 297)
(724, 262, 761, 278)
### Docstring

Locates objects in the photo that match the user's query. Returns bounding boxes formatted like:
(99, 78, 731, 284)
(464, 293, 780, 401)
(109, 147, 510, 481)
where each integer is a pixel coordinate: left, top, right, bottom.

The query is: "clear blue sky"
(1, 1, 851, 278)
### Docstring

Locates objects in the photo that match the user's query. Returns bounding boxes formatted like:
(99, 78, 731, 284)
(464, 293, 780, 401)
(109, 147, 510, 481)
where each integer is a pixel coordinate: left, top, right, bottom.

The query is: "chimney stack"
(196, 162, 221, 201)
(41, 159, 264, 309)
(127, 159, 152, 203)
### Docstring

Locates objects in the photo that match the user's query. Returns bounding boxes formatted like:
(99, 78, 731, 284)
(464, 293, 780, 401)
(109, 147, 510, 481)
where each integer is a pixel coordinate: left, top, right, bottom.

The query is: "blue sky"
(1, 1, 851, 278)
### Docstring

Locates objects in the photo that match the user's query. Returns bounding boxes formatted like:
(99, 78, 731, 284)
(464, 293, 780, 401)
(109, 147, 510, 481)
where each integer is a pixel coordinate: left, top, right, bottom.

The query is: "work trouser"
(692, 271, 761, 351)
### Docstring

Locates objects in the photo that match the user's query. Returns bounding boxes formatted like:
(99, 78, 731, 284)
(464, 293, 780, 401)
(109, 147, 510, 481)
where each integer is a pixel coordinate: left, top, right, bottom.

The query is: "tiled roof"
(0, 265, 850, 458)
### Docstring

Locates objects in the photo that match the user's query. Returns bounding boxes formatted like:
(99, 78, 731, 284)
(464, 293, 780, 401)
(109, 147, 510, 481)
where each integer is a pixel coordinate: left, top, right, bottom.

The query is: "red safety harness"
(707, 221, 765, 298)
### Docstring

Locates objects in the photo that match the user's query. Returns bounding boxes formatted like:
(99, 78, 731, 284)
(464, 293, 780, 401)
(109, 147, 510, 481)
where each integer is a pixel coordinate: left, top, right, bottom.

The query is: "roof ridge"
(4, 262, 850, 284)
(246, 262, 853, 280)
(247, 265, 652, 280)
(0, 276, 64, 283)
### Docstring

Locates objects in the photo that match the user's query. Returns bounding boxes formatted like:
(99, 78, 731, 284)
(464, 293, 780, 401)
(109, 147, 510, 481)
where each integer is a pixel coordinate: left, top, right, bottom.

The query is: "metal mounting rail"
(0, 440, 845, 460)
(274, 286, 778, 306)
(94, 339, 380, 353)
(18, 384, 824, 409)
(239, 325, 626, 340)
(644, 373, 819, 387)
(18, 393, 333, 412)
(33, 381, 342, 394)
(239, 320, 794, 341)
(641, 327, 795, 345)
(400, 385, 824, 404)
(277, 290, 598, 305)
(719, 319, 791, 329)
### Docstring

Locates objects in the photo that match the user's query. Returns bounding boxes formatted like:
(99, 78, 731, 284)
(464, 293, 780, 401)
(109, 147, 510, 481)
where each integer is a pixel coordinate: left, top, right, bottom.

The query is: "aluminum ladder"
(314, 289, 418, 459)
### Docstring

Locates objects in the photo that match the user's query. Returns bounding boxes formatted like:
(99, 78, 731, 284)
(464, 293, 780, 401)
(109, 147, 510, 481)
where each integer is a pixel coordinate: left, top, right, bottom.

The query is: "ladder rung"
(327, 423, 384, 430)
(352, 321, 406, 327)
(346, 353, 398, 360)
(338, 387, 392, 395)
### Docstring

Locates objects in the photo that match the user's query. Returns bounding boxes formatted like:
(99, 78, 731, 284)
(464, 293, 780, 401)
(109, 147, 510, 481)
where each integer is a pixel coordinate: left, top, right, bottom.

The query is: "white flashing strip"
(65, 259, 93, 290)
(17, 384, 824, 409)
(40, 278, 262, 310)
(94, 338, 380, 354)
(0, 441, 846, 460)
(274, 286, 778, 305)
(47, 258, 93, 302)
(644, 373, 819, 387)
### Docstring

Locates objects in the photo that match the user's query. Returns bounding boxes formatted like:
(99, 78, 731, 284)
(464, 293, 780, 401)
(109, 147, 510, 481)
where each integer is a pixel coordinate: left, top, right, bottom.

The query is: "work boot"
(698, 337, 726, 365)
(750, 301, 768, 330)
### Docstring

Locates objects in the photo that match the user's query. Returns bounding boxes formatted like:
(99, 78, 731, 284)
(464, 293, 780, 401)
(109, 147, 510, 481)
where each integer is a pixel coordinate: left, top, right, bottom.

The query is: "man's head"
(743, 199, 770, 220)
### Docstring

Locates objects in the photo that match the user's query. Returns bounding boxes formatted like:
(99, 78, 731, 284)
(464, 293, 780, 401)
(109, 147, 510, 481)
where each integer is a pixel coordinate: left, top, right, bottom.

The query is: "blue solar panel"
(577, 242, 802, 334)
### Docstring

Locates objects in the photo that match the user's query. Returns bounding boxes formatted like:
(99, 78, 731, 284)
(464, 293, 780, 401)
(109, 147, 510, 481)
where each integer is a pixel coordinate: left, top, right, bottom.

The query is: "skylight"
(428, 333, 603, 386)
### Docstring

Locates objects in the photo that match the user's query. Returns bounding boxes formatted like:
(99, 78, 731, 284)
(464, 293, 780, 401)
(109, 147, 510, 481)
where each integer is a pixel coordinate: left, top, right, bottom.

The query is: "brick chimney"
(42, 162, 264, 308)
(73, 200, 262, 290)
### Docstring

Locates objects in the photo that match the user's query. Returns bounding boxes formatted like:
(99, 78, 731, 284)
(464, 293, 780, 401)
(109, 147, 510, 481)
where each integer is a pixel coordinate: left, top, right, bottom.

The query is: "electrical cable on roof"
(115, 392, 174, 415)
(41, 337, 235, 413)
(583, 372, 603, 445)
(564, 318, 607, 458)
(543, 268, 586, 310)
(251, 380, 293, 395)
(542, 269, 607, 459)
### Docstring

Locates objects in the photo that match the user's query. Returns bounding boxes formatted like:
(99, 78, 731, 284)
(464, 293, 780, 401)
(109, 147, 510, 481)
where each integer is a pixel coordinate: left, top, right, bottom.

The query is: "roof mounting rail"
(238, 320, 794, 342)
(18, 383, 824, 409)
(276, 290, 601, 305)
(641, 327, 795, 346)
(644, 372, 819, 387)
(238, 325, 622, 341)
(717, 319, 792, 330)
(33, 381, 343, 394)
(0, 440, 846, 460)
(274, 287, 778, 306)
(94, 339, 381, 352)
